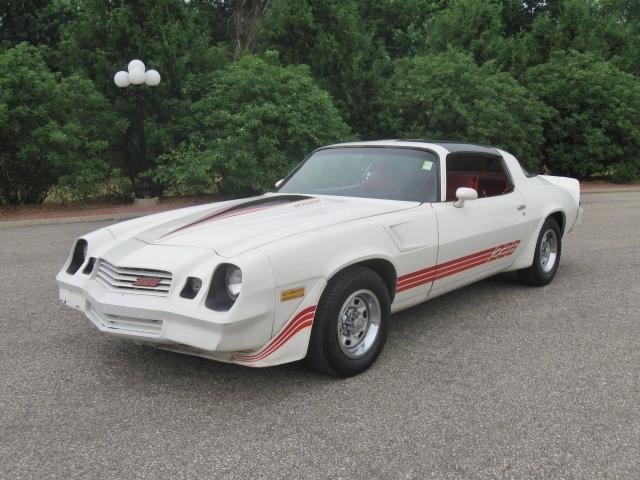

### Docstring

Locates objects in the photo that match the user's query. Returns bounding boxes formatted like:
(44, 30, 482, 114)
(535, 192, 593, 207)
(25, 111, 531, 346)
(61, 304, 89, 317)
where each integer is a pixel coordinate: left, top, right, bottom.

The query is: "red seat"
(446, 173, 476, 201)
(477, 175, 508, 197)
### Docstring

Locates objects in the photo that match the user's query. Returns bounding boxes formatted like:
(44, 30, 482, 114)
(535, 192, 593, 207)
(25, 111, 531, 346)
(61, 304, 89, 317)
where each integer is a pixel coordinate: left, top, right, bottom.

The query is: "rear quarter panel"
(499, 150, 580, 271)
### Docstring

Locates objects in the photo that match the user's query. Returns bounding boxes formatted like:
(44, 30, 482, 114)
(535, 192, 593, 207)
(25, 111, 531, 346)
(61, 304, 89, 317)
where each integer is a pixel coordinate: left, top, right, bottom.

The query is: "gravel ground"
(1, 192, 639, 479)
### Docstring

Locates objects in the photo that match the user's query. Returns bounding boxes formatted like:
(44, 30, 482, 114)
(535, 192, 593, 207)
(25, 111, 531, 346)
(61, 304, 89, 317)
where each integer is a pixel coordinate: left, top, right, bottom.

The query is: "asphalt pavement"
(1, 191, 639, 479)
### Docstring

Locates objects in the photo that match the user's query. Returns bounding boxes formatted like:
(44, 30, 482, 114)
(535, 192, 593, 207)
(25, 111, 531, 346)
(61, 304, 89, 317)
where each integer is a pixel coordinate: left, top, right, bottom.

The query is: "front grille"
(87, 302, 163, 335)
(95, 259, 172, 297)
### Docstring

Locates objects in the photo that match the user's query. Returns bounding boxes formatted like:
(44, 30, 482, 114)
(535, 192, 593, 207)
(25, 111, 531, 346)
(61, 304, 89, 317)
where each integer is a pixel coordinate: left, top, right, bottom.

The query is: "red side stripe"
(396, 240, 521, 293)
(245, 311, 316, 361)
(235, 306, 316, 362)
(397, 250, 492, 287)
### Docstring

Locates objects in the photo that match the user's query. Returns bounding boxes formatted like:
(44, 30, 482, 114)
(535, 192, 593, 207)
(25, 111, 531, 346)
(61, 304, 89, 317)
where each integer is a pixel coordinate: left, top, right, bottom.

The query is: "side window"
(445, 154, 513, 201)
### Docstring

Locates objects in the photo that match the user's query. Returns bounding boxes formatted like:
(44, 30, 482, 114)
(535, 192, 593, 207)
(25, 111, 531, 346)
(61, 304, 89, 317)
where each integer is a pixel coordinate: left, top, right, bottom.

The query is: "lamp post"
(114, 60, 161, 201)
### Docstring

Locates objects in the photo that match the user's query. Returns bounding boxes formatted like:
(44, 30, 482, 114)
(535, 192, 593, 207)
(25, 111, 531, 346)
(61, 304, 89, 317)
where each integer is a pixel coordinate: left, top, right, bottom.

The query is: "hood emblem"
(133, 277, 161, 287)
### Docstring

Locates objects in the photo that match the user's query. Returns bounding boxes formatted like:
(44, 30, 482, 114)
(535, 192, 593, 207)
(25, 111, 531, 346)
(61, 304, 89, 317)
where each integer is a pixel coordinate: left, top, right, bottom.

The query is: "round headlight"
(82, 242, 88, 259)
(225, 266, 242, 299)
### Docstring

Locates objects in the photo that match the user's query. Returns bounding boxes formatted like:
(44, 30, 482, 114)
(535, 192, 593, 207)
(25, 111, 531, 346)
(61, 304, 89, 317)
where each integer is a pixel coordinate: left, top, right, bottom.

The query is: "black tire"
(517, 217, 562, 286)
(306, 266, 390, 377)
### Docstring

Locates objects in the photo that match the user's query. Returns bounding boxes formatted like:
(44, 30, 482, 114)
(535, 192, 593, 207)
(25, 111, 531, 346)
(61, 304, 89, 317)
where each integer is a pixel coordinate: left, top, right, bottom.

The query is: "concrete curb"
(1, 188, 639, 228)
(581, 187, 640, 194)
(0, 212, 145, 228)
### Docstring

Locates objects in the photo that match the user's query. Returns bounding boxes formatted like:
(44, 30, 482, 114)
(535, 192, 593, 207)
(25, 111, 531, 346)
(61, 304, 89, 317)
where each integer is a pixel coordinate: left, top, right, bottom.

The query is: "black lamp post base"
(133, 196, 159, 206)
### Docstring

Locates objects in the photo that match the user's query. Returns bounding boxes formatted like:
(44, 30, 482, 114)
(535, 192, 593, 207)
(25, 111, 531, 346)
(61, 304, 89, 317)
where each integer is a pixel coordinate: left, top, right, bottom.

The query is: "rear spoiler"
(540, 175, 580, 206)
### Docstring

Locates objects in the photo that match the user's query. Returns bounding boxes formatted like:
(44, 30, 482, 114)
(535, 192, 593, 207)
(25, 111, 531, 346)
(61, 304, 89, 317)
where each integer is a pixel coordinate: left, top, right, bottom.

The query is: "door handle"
(517, 204, 526, 211)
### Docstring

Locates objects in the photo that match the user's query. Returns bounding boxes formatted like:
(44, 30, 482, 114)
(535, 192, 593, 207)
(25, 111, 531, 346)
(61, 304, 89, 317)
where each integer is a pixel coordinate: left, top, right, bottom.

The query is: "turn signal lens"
(66, 239, 88, 275)
(190, 277, 202, 293)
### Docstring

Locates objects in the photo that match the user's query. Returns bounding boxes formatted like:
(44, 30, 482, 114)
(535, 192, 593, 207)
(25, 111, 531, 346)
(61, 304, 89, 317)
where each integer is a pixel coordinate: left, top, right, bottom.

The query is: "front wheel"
(517, 217, 562, 286)
(306, 266, 390, 377)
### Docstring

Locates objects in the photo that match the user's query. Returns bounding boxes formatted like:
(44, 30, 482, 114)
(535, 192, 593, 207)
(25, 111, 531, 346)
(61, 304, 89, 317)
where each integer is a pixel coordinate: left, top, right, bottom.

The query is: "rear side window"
(445, 154, 513, 201)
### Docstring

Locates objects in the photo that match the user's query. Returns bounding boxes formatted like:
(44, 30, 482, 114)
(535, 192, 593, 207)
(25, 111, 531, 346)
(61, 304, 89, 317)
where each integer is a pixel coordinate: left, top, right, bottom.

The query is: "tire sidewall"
(313, 268, 390, 376)
(532, 218, 562, 283)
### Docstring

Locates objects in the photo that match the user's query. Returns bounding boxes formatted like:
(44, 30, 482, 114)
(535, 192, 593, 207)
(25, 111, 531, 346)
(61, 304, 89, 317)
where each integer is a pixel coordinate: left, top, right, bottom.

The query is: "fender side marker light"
(281, 287, 305, 302)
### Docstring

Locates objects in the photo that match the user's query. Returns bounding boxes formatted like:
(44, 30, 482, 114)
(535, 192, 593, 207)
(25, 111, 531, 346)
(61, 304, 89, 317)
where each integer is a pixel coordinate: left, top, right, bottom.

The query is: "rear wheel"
(517, 217, 562, 286)
(306, 266, 390, 377)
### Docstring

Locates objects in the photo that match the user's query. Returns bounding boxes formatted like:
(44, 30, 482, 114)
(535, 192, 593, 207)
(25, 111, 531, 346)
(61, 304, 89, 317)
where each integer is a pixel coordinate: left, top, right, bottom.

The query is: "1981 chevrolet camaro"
(57, 140, 583, 376)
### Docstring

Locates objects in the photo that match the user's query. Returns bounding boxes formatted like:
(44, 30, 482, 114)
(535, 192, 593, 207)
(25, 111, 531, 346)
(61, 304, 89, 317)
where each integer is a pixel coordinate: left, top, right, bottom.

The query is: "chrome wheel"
(337, 289, 381, 359)
(540, 229, 558, 273)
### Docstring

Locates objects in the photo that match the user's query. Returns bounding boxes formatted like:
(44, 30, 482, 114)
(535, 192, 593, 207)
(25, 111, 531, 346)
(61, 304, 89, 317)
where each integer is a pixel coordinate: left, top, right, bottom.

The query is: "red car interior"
(446, 170, 511, 201)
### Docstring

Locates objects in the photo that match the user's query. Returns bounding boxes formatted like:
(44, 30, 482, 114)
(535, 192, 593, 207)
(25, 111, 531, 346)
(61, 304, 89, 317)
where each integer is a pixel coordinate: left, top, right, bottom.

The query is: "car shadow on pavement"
(86, 271, 531, 398)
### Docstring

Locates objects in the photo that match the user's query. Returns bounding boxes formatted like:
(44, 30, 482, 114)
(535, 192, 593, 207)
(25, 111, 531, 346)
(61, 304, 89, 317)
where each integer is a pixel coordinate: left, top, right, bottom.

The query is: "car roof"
(326, 139, 501, 156)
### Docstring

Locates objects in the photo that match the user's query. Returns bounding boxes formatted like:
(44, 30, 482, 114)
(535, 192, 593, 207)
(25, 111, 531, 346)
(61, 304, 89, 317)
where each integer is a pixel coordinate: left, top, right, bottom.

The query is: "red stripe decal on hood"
(162, 197, 311, 238)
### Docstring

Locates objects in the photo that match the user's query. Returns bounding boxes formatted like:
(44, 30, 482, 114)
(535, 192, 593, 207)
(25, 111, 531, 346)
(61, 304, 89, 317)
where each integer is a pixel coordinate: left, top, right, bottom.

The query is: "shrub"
(524, 51, 640, 179)
(378, 50, 549, 170)
(157, 55, 352, 196)
(0, 43, 126, 205)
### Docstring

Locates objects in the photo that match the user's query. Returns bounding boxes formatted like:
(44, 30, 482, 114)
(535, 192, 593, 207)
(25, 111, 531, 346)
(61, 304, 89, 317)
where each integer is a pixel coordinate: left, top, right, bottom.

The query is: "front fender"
(258, 219, 401, 331)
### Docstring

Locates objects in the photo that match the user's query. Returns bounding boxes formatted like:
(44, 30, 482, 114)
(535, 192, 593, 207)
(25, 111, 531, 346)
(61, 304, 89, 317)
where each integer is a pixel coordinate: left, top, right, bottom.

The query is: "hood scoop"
(163, 195, 313, 238)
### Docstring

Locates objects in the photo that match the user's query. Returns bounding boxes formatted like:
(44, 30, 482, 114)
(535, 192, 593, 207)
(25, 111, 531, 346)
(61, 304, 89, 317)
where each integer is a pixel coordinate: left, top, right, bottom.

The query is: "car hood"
(127, 194, 419, 257)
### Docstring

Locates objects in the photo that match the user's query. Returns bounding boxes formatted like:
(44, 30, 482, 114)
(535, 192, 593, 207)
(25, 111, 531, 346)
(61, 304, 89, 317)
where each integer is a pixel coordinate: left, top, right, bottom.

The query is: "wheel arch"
(508, 209, 566, 271)
(325, 257, 398, 303)
(548, 210, 566, 237)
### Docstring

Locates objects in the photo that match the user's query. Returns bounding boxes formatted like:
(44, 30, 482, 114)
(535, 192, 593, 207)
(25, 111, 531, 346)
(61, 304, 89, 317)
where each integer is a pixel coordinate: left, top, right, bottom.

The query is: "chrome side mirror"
(454, 187, 478, 208)
(274, 179, 284, 188)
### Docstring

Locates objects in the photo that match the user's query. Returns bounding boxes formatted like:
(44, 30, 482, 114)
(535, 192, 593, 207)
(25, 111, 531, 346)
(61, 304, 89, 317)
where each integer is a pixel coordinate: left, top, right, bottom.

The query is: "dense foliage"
(525, 51, 640, 180)
(1, 0, 640, 203)
(0, 43, 125, 204)
(379, 50, 549, 170)
(155, 55, 352, 195)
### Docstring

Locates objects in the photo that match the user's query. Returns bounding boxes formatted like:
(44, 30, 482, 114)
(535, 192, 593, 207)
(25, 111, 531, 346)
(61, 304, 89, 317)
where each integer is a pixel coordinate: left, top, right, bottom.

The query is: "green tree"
(259, 0, 387, 136)
(425, 0, 508, 64)
(156, 54, 352, 195)
(53, 0, 229, 194)
(359, 0, 446, 58)
(378, 50, 549, 169)
(503, 0, 640, 77)
(0, 0, 76, 48)
(525, 51, 640, 179)
(0, 43, 126, 205)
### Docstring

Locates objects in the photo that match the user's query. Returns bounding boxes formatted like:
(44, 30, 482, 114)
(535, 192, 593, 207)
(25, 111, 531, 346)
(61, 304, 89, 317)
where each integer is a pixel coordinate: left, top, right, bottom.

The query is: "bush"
(156, 55, 352, 196)
(0, 43, 126, 205)
(612, 162, 639, 184)
(525, 51, 640, 179)
(378, 50, 549, 169)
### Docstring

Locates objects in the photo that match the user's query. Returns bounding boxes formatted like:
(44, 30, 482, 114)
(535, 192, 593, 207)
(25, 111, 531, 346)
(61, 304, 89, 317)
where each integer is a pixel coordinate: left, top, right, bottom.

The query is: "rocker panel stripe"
(396, 240, 521, 293)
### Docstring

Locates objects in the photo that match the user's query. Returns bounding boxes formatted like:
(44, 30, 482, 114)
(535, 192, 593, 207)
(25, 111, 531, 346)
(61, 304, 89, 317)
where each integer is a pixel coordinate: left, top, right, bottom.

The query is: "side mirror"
(274, 179, 284, 189)
(454, 187, 478, 208)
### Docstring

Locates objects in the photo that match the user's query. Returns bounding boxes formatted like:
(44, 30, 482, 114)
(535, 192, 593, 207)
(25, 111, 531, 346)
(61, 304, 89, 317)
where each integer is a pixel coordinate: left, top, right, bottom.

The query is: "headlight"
(225, 266, 242, 299)
(205, 264, 242, 311)
(66, 239, 88, 274)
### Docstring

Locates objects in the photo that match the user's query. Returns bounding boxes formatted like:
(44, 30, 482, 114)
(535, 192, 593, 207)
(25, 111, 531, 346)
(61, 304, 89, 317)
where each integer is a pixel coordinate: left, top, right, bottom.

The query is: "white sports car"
(57, 140, 582, 376)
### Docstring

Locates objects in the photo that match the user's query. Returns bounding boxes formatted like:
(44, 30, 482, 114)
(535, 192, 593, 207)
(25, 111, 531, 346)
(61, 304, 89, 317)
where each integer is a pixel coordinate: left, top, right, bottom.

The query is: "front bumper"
(56, 244, 277, 355)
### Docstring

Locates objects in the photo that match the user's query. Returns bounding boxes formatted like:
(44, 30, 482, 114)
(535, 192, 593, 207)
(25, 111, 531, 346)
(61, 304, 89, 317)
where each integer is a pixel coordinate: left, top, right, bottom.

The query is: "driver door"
(429, 154, 530, 297)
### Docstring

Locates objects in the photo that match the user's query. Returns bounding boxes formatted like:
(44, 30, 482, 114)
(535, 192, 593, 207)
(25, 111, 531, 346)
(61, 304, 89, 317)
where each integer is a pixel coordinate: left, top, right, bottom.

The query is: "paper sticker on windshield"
(422, 160, 434, 171)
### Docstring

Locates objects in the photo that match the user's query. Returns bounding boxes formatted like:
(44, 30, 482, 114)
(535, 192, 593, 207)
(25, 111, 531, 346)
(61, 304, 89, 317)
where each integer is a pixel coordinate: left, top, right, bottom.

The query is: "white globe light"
(129, 68, 146, 85)
(114, 71, 130, 88)
(144, 69, 161, 86)
(128, 59, 145, 73)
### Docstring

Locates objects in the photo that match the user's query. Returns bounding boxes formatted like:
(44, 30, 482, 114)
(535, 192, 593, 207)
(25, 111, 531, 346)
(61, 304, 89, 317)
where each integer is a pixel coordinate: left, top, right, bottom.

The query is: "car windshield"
(278, 147, 439, 202)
